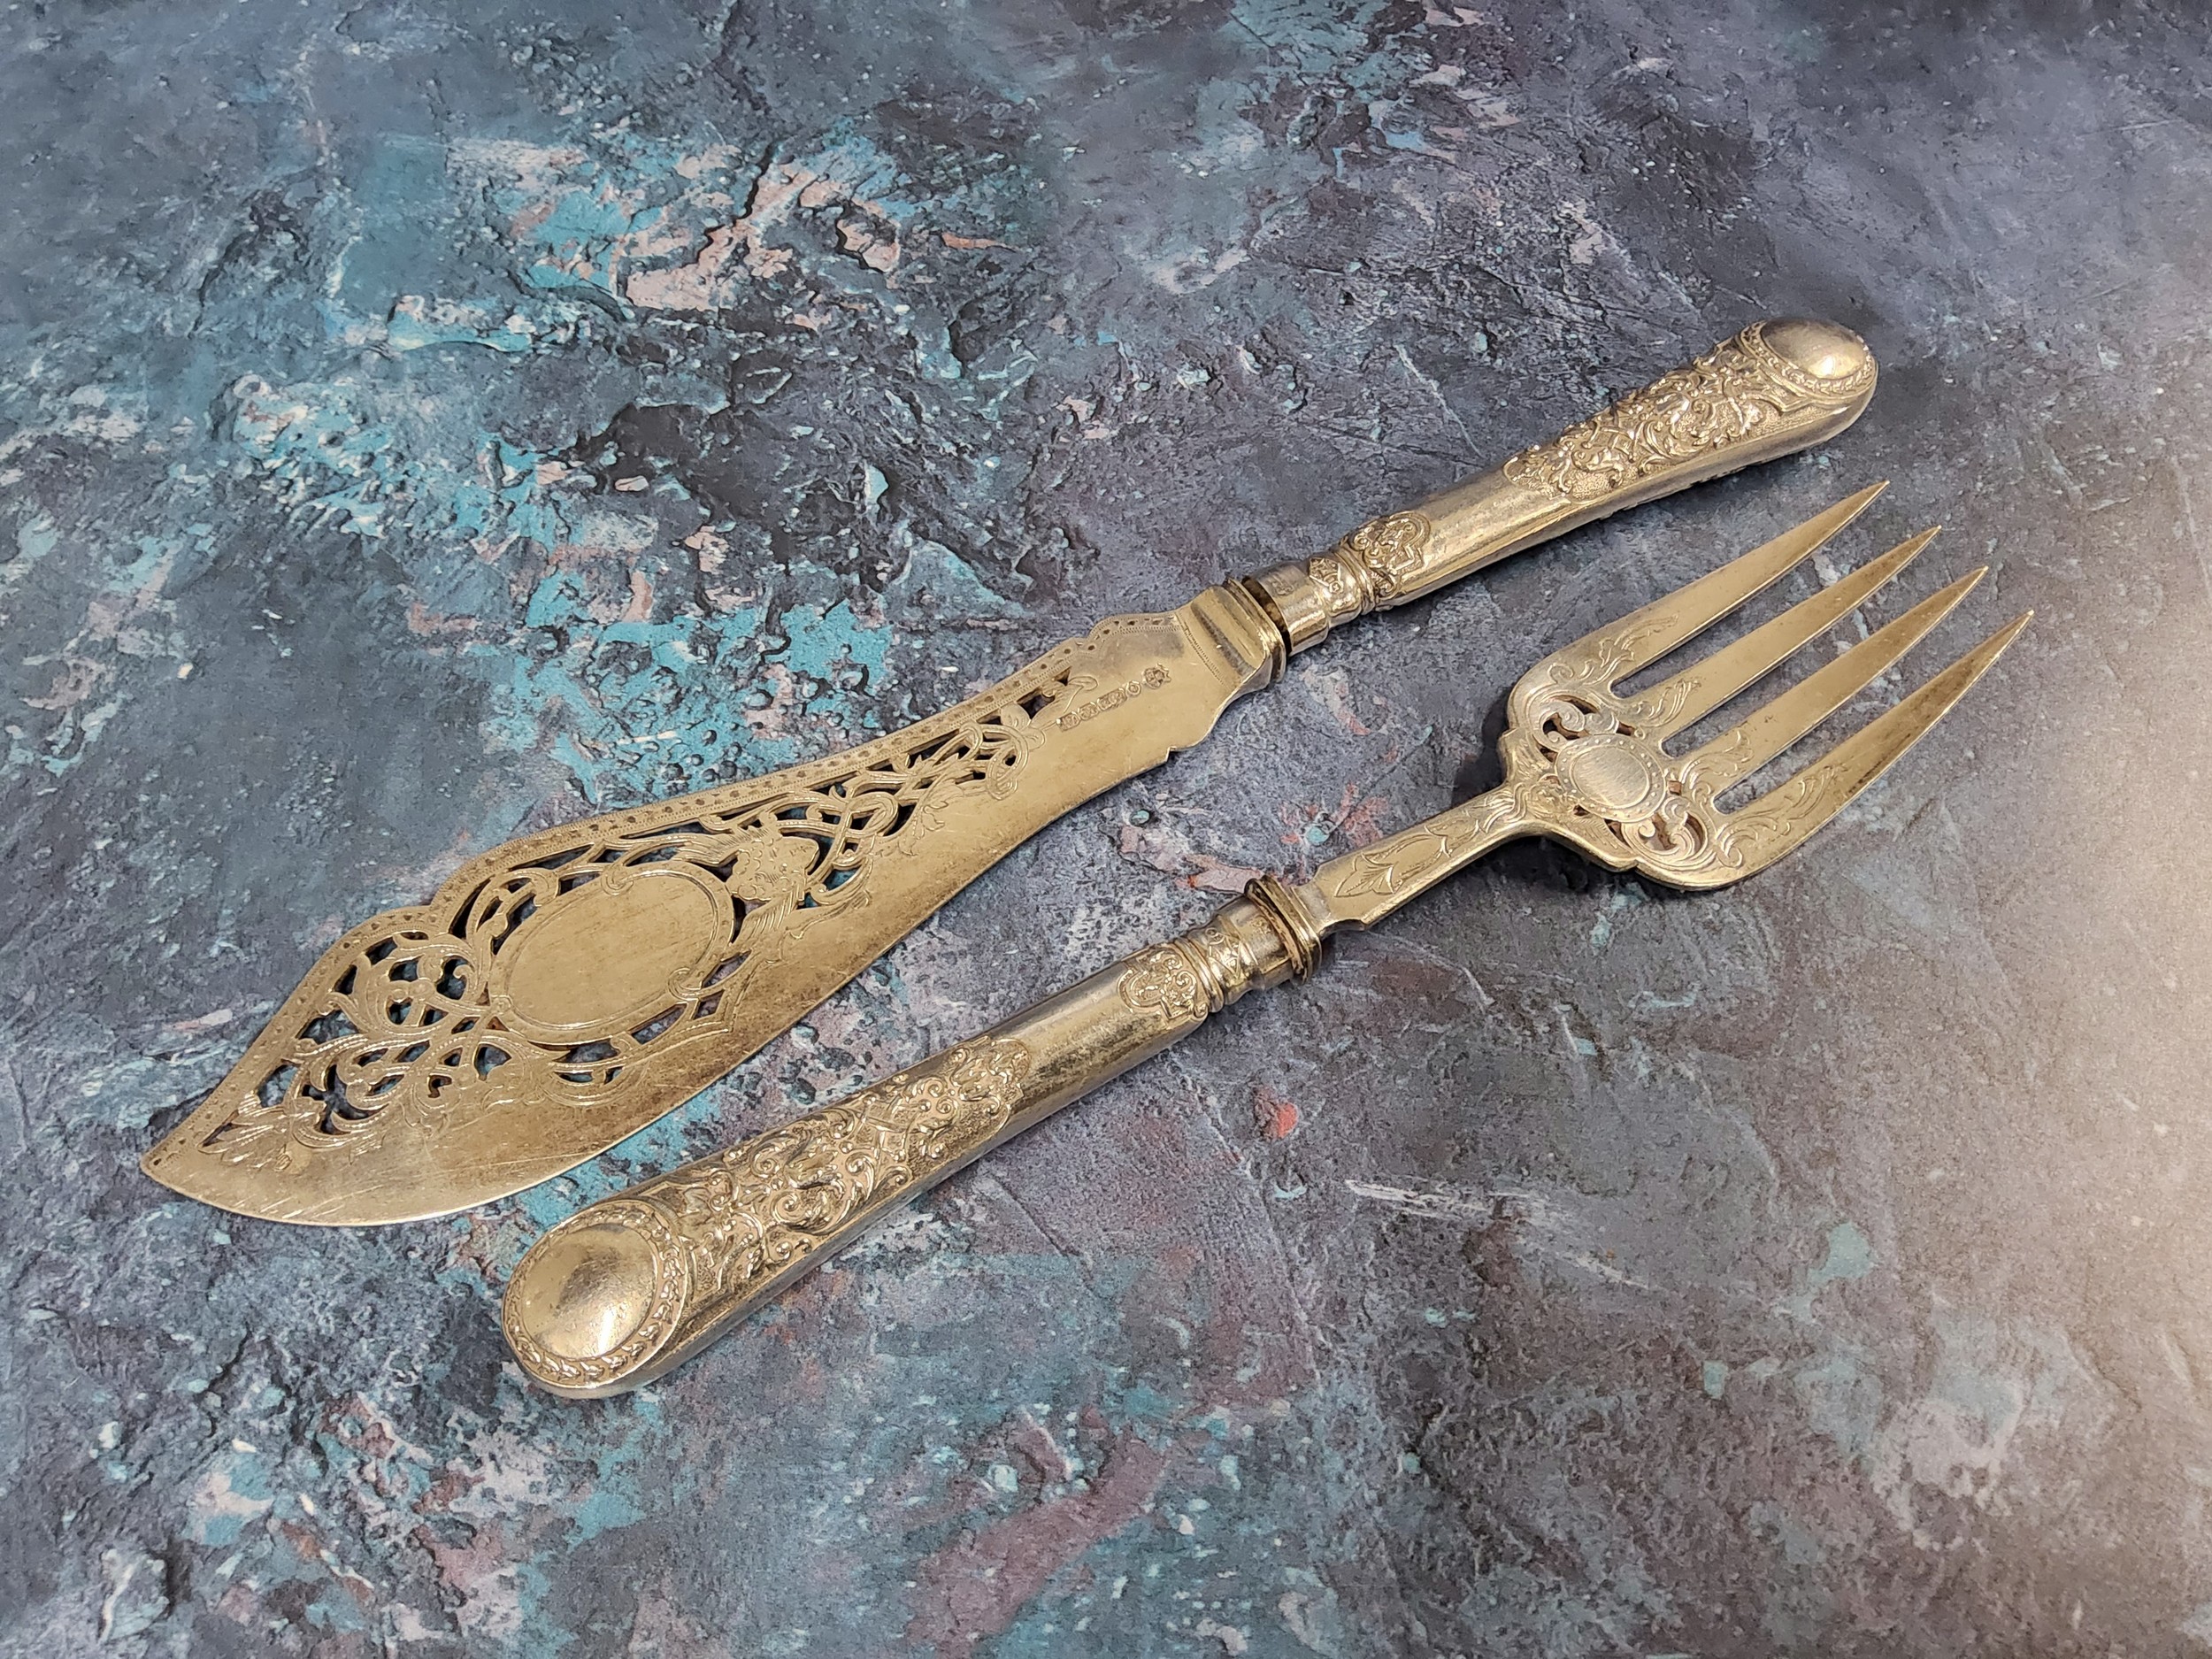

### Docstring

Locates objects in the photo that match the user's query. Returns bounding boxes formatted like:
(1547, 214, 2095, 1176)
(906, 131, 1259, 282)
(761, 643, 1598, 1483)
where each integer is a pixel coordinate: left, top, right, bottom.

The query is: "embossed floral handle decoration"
(147, 321, 1877, 1227)
(505, 484, 2034, 1397)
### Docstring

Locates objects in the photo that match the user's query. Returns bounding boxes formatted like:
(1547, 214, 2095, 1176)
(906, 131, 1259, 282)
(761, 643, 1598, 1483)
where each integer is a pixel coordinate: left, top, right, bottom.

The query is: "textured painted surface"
(4, 0, 2210, 1653)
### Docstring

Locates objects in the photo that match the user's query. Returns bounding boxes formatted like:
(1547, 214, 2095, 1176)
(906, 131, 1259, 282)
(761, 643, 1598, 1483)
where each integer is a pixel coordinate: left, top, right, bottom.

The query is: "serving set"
(141, 319, 2028, 1397)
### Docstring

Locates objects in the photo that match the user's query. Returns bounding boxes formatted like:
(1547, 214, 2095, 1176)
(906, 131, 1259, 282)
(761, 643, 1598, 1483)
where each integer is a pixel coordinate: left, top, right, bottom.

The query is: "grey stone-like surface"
(3, 0, 2208, 1653)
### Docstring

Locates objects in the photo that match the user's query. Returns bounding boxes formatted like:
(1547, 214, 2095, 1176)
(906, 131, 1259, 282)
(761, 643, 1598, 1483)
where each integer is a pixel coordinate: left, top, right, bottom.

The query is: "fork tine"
(1697, 612, 2032, 883)
(1685, 567, 1986, 796)
(1549, 482, 1889, 684)
(1637, 528, 1939, 740)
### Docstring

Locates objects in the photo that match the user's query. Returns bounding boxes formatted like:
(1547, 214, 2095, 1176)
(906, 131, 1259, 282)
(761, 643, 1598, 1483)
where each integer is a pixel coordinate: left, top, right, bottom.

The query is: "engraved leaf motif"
(1331, 829, 1451, 899)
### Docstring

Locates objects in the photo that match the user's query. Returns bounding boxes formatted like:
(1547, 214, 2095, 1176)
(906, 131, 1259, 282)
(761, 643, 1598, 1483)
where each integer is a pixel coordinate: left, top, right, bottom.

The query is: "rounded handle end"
(1756, 317, 1877, 391)
(503, 1202, 687, 1397)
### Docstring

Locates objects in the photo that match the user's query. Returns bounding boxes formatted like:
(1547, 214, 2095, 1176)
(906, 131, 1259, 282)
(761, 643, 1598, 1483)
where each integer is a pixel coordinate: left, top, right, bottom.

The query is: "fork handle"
(1240, 319, 1876, 651)
(503, 879, 1319, 1397)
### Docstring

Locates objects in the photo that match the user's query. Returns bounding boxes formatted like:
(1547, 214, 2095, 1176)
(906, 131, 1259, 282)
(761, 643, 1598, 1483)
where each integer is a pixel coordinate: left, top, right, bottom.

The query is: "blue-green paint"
(1813, 1222, 1875, 1287)
(1792, 1350, 1885, 1463)
(1781, 1220, 1875, 1321)
(183, 1451, 276, 1548)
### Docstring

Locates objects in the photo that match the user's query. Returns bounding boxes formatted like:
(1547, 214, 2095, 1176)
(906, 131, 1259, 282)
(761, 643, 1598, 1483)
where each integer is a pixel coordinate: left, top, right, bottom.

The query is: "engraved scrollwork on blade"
(1502, 324, 1875, 502)
(186, 663, 1079, 1173)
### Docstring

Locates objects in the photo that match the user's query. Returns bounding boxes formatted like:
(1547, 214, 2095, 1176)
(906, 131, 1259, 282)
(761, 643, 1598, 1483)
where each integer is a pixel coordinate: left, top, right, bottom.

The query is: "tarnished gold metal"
(503, 488, 2028, 1397)
(145, 321, 1878, 1226)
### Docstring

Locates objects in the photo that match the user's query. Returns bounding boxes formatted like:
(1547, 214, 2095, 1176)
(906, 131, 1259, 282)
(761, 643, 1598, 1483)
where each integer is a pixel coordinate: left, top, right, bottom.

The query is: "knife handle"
(1240, 318, 1877, 652)
(502, 878, 1322, 1396)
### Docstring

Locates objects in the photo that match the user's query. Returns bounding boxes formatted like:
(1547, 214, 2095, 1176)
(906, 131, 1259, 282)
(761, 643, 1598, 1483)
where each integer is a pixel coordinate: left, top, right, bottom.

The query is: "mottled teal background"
(4, 1, 2211, 1654)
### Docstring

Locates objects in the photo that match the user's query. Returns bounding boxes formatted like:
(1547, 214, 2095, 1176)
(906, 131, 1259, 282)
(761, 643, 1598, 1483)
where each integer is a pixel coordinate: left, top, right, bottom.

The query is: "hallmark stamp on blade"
(1055, 664, 1171, 729)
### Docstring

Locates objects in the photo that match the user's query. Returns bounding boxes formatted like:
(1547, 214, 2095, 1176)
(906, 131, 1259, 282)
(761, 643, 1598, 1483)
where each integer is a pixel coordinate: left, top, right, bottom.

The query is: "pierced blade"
(141, 598, 1279, 1225)
(1706, 611, 2032, 881)
(1685, 566, 1986, 797)
(1535, 482, 1888, 687)
(1638, 527, 1939, 739)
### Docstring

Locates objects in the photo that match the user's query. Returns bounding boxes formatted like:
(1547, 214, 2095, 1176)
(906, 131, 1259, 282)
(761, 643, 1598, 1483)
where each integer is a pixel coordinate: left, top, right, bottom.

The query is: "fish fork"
(501, 485, 2028, 1396)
